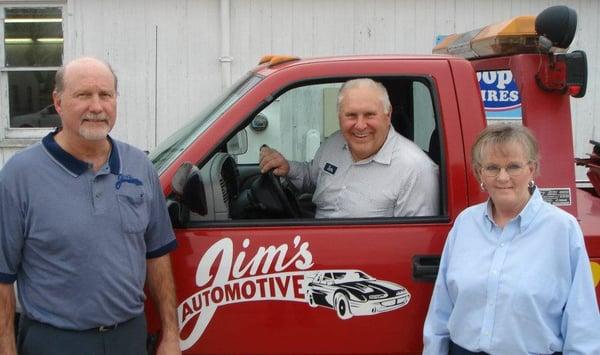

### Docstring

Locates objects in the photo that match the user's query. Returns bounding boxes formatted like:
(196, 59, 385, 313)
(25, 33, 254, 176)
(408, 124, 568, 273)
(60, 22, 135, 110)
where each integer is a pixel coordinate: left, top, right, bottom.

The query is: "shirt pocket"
(116, 188, 150, 234)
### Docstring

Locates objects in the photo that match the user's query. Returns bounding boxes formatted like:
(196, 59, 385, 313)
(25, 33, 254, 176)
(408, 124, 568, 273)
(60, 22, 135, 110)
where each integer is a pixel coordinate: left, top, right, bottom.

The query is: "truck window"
(183, 77, 442, 223)
(413, 81, 436, 152)
(238, 79, 439, 168)
(237, 82, 341, 164)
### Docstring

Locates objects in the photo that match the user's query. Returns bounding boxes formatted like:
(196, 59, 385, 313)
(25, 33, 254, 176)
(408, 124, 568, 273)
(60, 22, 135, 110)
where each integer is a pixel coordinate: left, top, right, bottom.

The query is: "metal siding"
(0, 0, 598, 180)
(63, 0, 221, 149)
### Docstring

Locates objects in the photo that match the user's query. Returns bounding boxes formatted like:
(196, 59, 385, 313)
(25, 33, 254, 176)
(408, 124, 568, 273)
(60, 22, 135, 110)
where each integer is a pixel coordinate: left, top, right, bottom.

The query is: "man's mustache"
(81, 113, 109, 122)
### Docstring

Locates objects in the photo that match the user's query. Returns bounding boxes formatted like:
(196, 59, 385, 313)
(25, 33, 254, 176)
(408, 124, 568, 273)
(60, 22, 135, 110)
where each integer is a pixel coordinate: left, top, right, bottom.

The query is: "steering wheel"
(250, 171, 302, 218)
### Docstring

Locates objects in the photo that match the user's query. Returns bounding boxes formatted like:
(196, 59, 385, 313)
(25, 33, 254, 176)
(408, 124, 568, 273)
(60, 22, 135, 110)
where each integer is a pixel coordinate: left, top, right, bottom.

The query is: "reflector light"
(258, 55, 274, 64)
(258, 55, 300, 67)
(568, 85, 581, 97)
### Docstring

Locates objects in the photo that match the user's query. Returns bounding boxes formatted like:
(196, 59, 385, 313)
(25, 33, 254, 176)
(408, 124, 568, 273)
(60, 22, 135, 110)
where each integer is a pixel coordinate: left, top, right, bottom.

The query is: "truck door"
(156, 59, 472, 354)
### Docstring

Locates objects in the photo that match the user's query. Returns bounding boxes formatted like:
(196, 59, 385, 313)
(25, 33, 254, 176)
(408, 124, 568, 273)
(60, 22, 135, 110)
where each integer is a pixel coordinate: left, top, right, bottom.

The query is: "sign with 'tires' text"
(478, 70, 521, 121)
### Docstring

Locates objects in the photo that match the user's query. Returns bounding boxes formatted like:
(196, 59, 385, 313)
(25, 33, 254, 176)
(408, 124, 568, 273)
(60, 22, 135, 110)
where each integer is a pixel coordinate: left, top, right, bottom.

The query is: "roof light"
(258, 55, 299, 67)
(433, 16, 541, 59)
(433, 6, 579, 59)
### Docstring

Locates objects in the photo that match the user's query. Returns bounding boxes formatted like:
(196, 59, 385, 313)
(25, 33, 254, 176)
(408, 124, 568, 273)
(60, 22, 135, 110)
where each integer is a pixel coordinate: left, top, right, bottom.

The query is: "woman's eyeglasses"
(481, 162, 530, 177)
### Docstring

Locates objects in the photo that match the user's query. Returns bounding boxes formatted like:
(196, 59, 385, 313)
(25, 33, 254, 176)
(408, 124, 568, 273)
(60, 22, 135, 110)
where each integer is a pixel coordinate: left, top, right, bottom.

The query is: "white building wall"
(65, 0, 222, 149)
(1, 0, 598, 179)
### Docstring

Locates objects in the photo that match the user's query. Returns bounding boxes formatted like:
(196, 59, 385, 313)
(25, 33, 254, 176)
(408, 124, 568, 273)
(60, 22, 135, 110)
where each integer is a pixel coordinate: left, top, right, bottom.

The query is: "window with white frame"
(1, 5, 63, 138)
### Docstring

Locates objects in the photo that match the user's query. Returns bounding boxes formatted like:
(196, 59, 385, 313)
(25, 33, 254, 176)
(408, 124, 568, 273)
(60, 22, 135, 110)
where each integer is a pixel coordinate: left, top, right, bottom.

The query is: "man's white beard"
(80, 125, 110, 140)
(79, 114, 111, 141)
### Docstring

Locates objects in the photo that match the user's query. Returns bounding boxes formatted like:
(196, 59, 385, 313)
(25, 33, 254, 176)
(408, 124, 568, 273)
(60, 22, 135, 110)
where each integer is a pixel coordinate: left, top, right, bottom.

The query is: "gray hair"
(337, 78, 392, 115)
(471, 123, 540, 177)
(54, 57, 118, 94)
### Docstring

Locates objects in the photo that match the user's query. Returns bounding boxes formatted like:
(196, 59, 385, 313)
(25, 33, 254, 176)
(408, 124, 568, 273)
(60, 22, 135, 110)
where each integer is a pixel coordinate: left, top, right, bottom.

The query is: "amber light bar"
(433, 16, 545, 59)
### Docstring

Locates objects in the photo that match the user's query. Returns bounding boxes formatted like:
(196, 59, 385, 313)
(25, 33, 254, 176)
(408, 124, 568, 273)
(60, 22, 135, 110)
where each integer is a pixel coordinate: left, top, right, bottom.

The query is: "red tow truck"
(146, 6, 600, 354)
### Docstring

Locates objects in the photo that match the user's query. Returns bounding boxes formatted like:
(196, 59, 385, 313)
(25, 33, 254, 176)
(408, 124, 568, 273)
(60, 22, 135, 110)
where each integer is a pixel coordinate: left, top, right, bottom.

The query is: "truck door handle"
(412, 255, 441, 282)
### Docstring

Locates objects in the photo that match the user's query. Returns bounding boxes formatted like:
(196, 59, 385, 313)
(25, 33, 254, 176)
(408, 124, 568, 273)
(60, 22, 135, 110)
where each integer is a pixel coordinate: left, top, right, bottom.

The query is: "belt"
(449, 341, 487, 355)
(449, 340, 562, 355)
(91, 316, 136, 332)
(96, 324, 119, 332)
(21, 315, 124, 333)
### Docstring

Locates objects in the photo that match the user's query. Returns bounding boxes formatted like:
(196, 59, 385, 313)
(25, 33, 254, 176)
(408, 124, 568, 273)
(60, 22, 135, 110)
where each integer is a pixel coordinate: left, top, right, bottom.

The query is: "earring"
(528, 180, 536, 193)
(480, 182, 486, 191)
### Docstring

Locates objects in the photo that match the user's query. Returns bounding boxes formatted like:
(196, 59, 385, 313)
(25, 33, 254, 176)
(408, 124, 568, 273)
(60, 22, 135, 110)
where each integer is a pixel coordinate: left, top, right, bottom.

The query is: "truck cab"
(146, 6, 600, 354)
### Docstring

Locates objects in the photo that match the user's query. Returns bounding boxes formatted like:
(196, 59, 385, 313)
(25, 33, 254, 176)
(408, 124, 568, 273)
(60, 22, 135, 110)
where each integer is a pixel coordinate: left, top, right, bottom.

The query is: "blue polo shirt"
(0, 131, 176, 330)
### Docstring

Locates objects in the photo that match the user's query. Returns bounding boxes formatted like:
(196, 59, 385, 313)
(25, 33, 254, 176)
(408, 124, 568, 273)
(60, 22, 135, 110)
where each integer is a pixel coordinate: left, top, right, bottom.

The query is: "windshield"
(149, 72, 263, 174)
(332, 271, 373, 283)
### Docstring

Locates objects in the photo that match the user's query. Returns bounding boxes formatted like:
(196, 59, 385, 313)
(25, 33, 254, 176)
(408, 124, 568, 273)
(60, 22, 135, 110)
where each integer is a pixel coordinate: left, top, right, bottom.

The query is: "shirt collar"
(42, 129, 121, 176)
(345, 127, 395, 165)
(482, 188, 544, 232)
(517, 187, 544, 230)
(372, 127, 395, 164)
(483, 202, 495, 231)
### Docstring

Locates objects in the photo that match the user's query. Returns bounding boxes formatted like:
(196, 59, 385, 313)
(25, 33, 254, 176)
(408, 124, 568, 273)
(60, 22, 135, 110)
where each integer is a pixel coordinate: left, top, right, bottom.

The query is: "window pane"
(236, 83, 342, 164)
(9, 71, 60, 128)
(4, 7, 63, 67)
(413, 81, 436, 151)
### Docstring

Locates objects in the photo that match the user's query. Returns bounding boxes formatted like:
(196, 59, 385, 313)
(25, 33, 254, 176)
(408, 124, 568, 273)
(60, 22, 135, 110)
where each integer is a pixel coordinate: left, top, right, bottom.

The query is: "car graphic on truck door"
(305, 270, 411, 320)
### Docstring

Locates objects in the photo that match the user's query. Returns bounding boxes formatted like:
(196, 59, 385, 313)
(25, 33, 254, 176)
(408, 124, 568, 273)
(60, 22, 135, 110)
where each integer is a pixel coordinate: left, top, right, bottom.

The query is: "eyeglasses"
(481, 162, 530, 177)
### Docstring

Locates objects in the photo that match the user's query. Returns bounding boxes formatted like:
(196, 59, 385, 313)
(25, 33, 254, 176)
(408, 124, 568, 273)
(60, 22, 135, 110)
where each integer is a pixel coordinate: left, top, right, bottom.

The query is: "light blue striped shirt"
(423, 189, 600, 355)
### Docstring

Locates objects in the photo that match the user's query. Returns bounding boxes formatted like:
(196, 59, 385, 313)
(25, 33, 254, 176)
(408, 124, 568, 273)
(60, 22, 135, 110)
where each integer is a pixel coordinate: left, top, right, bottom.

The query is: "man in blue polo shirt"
(0, 57, 180, 354)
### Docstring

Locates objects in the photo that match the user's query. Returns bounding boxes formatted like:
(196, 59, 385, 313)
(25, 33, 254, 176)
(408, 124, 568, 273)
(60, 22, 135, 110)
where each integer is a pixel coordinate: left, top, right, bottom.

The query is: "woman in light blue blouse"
(423, 124, 600, 355)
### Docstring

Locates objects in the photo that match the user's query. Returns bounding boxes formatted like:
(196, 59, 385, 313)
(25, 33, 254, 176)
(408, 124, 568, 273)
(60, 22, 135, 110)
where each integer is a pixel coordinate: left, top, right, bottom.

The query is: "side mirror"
(172, 162, 208, 215)
(172, 162, 194, 195)
(227, 129, 248, 155)
(167, 199, 189, 228)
